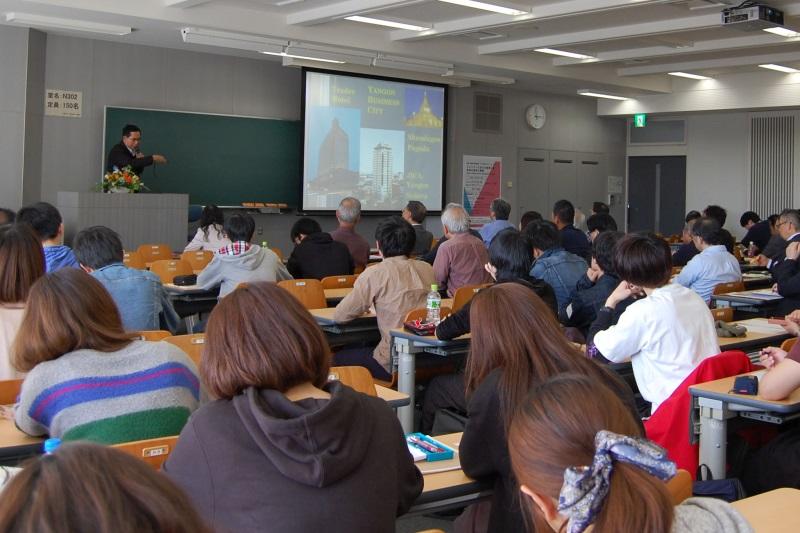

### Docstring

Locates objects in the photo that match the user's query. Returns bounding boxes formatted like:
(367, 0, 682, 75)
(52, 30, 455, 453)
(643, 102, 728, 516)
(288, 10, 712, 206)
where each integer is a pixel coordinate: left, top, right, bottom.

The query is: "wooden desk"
(0, 417, 43, 463)
(712, 289, 783, 314)
(717, 318, 792, 353)
(690, 371, 800, 479)
(742, 271, 774, 290)
(732, 488, 800, 533)
(324, 287, 352, 306)
(375, 385, 410, 408)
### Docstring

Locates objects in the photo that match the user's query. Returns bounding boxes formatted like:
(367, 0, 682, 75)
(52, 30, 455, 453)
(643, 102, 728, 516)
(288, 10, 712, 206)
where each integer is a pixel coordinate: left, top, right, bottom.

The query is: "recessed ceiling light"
(759, 63, 800, 73)
(437, 0, 527, 16)
(763, 27, 800, 38)
(344, 16, 429, 32)
(534, 48, 595, 60)
(577, 89, 629, 101)
(261, 51, 345, 64)
(668, 72, 712, 80)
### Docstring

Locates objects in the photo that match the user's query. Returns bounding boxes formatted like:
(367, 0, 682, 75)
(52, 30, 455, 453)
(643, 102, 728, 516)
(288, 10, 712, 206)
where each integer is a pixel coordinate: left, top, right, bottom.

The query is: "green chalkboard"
(104, 107, 300, 206)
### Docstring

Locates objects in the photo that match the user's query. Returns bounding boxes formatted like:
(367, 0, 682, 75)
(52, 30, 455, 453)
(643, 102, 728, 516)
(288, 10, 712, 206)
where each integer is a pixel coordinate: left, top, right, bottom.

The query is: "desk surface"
(0, 417, 42, 450)
(690, 370, 800, 413)
(375, 385, 410, 407)
(717, 318, 791, 350)
(419, 433, 476, 494)
(712, 289, 783, 306)
(324, 287, 352, 300)
(732, 488, 800, 533)
(311, 299, 454, 325)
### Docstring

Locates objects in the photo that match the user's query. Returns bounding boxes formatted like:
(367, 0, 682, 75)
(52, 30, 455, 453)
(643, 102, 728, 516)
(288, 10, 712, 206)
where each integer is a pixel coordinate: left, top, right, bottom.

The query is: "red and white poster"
(462, 155, 502, 228)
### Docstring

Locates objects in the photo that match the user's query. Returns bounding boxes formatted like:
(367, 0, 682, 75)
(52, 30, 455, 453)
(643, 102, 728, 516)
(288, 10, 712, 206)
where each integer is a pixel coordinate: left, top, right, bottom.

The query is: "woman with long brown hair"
(10, 268, 200, 443)
(509, 374, 752, 533)
(459, 283, 639, 533)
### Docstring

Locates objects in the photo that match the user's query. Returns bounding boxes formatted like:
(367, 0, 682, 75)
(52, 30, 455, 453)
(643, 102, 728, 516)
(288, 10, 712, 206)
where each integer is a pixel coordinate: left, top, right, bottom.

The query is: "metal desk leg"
(394, 336, 419, 433)
(697, 397, 735, 480)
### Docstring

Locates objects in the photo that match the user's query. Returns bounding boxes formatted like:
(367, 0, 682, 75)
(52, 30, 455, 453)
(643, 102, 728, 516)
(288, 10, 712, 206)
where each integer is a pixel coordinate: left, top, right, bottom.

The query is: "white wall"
(0, 26, 30, 209)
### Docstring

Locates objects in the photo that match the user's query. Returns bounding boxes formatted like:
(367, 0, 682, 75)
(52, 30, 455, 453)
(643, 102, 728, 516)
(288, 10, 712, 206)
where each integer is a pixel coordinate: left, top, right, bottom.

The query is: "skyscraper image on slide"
(373, 143, 393, 202)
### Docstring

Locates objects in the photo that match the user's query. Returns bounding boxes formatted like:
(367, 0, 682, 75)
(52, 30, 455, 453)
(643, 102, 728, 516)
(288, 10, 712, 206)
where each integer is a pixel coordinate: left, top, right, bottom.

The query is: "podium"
(58, 192, 188, 251)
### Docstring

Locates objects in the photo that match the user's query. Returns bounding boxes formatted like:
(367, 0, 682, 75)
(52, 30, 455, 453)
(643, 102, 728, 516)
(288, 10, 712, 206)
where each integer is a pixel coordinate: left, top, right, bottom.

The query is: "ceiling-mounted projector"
(722, 3, 784, 31)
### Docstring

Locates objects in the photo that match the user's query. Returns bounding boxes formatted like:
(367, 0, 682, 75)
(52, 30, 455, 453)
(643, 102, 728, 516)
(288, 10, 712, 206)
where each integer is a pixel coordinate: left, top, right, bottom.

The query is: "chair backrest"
(452, 283, 492, 311)
(404, 307, 452, 323)
(123, 250, 147, 270)
(430, 238, 438, 250)
(781, 337, 798, 352)
(270, 247, 284, 261)
(113, 435, 179, 469)
(0, 379, 23, 405)
(277, 279, 327, 309)
(320, 275, 357, 289)
(328, 366, 377, 397)
(353, 265, 365, 275)
(136, 243, 173, 263)
(710, 307, 734, 322)
(665, 469, 693, 505)
(713, 280, 745, 295)
(134, 330, 172, 341)
(163, 334, 205, 367)
(180, 250, 213, 271)
(149, 259, 194, 284)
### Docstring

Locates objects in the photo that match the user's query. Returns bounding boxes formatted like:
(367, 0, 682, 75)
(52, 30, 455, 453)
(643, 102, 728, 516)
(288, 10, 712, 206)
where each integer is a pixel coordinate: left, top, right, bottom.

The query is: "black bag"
(694, 464, 746, 502)
(173, 274, 197, 286)
(741, 426, 800, 495)
(432, 408, 468, 435)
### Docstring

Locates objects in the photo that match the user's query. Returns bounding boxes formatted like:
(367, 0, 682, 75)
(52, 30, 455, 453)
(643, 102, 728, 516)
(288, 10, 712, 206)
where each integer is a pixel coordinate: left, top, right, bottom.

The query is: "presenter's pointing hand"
(153, 154, 167, 164)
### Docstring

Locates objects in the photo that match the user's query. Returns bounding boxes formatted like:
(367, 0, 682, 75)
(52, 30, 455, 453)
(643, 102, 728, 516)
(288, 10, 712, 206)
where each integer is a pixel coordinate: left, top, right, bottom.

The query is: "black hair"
(199, 205, 224, 240)
(520, 211, 543, 231)
(404, 201, 427, 223)
(72, 226, 124, 269)
(613, 232, 672, 288)
(0, 208, 15, 225)
(703, 205, 727, 227)
(739, 211, 760, 227)
(375, 216, 415, 258)
(691, 218, 725, 246)
(16, 202, 63, 240)
(224, 213, 256, 242)
(491, 198, 511, 221)
(488, 229, 533, 281)
(290, 217, 323, 242)
(523, 220, 561, 252)
(592, 231, 623, 275)
(768, 214, 780, 228)
(586, 213, 617, 234)
(592, 201, 610, 214)
(552, 199, 575, 225)
(122, 124, 141, 138)
(685, 210, 702, 223)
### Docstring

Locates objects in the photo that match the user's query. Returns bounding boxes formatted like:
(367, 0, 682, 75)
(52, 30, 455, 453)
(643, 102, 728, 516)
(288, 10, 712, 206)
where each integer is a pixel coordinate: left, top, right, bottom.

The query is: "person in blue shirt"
(524, 220, 587, 314)
(16, 202, 79, 272)
(72, 225, 181, 333)
(675, 217, 741, 303)
(552, 199, 590, 261)
(479, 198, 515, 247)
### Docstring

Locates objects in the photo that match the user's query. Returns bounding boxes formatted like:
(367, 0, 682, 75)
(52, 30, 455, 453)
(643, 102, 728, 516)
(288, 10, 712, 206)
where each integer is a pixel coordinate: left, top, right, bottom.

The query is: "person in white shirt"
(587, 233, 720, 414)
(184, 205, 232, 253)
(676, 218, 742, 302)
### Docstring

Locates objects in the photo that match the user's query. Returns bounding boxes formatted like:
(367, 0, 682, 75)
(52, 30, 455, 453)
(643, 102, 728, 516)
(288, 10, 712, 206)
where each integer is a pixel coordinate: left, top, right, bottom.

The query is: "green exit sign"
(633, 113, 647, 128)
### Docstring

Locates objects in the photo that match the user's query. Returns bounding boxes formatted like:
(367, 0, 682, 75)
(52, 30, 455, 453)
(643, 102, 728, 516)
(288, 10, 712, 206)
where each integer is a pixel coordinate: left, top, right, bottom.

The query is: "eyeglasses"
(777, 220, 788, 228)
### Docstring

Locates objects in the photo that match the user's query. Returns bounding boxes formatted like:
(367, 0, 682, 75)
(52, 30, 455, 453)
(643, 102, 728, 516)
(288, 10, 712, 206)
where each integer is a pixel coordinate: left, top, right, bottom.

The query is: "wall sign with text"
(45, 89, 82, 118)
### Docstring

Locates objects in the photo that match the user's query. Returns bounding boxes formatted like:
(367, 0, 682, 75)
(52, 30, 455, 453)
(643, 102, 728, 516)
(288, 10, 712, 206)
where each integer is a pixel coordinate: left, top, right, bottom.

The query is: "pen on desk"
(408, 436, 445, 454)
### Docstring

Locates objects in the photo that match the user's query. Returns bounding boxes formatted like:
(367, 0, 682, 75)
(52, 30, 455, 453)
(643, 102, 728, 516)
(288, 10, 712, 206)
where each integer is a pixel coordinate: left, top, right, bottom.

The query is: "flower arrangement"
(97, 166, 145, 193)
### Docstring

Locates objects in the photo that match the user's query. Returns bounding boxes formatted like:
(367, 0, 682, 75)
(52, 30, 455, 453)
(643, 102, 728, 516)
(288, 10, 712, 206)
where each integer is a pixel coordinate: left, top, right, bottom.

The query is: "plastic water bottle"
(426, 284, 441, 325)
(261, 240, 268, 249)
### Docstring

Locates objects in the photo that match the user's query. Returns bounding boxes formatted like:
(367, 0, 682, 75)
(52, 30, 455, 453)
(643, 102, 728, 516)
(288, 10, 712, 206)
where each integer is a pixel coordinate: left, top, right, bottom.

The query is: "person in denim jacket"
(524, 220, 587, 314)
(72, 226, 180, 333)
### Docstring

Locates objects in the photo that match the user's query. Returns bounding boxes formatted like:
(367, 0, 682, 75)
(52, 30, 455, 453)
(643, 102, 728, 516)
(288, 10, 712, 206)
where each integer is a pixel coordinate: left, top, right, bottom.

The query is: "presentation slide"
(302, 69, 446, 212)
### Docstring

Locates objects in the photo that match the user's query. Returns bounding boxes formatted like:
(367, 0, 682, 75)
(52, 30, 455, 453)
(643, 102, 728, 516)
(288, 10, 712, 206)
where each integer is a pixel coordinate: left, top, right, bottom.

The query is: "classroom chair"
(149, 259, 194, 284)
(353, 265, 365, 275)
(781, 337, 798, 352)
(134, 330, 172, 342)
(270, 247, 284, 261)
(164, 334, 205, 368)
(277, 279, 327, 310)
(0, 379, 22, 405)
(666, 469, 693, 505)
(136, 243, 173, 264)
(320, 275, 357, 289)
(452, 283, 492, 312)
(713, 281, 746, 296)
(710, 307, 734, 322)
(180, 250, 213, 271)
(113, 435, 179, 470)
(328, 366, 377, 397)
(123, 250, 147, 270)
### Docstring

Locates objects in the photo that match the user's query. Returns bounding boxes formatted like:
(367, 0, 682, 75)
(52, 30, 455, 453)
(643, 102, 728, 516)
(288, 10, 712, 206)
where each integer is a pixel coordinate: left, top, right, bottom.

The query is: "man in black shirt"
(106, 124, 167, 175)
(740, 211, 771, 254)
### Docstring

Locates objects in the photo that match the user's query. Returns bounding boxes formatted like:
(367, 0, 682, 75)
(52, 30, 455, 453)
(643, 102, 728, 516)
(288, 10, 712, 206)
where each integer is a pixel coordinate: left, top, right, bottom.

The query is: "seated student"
(16, 201, 79, 272)
(761, 213, 785, 259)
(0, 207, 14, 225)
(11, 269, 200, 444)
(676, 218, 742, 303)
(0, 442, 211, 533)
(592, 201, 610, 215)
(457, 284, 640, 533)
(703, 204, 736, 253)
(433, 204, 492, 296)
(588, 233, 720, 414)
(508, 374, 753, 533)
(420, 203, 482, 264)
(196, 213, 291, 298)
(479, 198, 514, 247)
(552, 199, 590, 260)
(673, 210, 702, 267)
(72, 226, 181, 333)
(286, 217, 353, 280)
(331, 197, 371, 270)
(561, 231, 631, 337)
(0, 223, 44, 380)
(184, 204, 231, 252)
(402, 200, 433, 255)
(163, 282, 422, 532)
(525, 220, 587, 314)
(586, 212, 617, 242)
(740, 211, 771, 255)
(334, 216, 436, 380)
(518, 210, 542, 231)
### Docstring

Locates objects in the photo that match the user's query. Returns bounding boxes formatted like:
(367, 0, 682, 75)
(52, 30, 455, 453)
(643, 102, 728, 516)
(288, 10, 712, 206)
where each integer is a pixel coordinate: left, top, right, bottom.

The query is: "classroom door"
(576, 154, 607, 216)
(517, 149, 550, 217)
(627, 156, 686, 234)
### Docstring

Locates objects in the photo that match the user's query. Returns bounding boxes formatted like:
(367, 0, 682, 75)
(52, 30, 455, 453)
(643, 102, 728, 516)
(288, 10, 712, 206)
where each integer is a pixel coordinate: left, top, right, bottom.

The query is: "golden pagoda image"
(405, 92, 443, 128)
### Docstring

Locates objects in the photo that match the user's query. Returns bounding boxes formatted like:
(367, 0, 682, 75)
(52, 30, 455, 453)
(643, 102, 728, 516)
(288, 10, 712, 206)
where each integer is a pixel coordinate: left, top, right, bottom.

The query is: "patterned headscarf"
(557, 430, 677, 533)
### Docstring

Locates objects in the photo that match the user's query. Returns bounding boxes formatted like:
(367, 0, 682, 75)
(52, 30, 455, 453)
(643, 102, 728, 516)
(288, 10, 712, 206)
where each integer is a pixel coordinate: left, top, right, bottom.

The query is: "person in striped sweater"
(10, 268, 200, 444)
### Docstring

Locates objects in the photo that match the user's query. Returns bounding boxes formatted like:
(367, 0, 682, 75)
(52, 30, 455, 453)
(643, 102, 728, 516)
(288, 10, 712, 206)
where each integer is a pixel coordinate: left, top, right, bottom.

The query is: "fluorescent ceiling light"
(763, 27, 800, 38)
(261, 51, 344, 64)
(534, 48, 595, 60)
(759, 63, 800, 73)
(577, 89, 629, 101)
(668, 72, 712, 80)
(182, 27, 285, 54)
(345, 15, 429, 31)
(437, 0, 527, 16)
(5, 12, 131, 36)
(373, 55, 453, 75)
